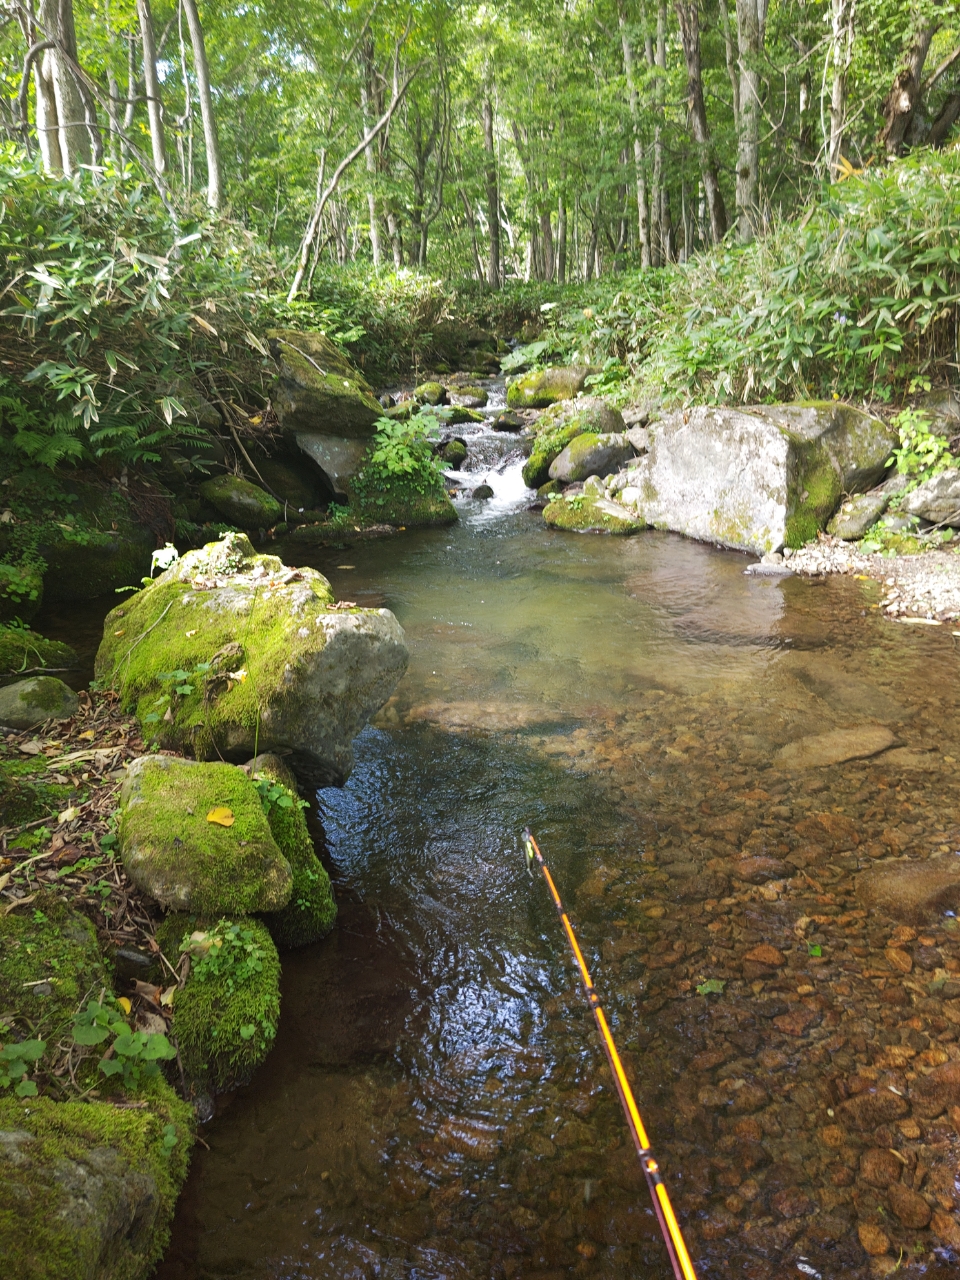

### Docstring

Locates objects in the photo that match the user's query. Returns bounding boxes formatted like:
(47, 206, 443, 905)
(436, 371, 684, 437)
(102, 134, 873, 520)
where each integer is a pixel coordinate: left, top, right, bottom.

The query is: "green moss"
(435, 405, 484, 426)
(253, 764, 336, 949)
(414, 381, 446, 405)
(120, 759, 292, 915)
(0, 1086, 193, 1280)
(441, 440, 467, 468)
(94, 534, 337, 758)
(506, 366, 587, 409)
(0, 892, 110, 1043)
(0, 749, 74, 828)
(784, 437, 843, 549)
(522, 421, 586, 489)
(354, 488, 458, 528)
(198, 475, 282, 528)
(0, 626, 76, 676)
(156, 915, 280, 1092)
(537, 480, 563, 498)
(543, 496, 645, 535)
(17, 675, 69, 713)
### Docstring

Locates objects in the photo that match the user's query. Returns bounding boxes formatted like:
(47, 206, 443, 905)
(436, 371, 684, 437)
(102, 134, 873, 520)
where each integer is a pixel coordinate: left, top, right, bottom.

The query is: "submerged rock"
(120, 756, 293, 914)
(0, 676, 77, 729)
(827, 491, 889, 539)
(472, 484, 494, 500)
(548, 432, 635, 483)
(856, 853, 960, 925)
(776, 725, 895, 768)
(95, 533, 408, 785)
(507, 366, 593, 409)
(901, 469, 960, 525)
(198, 475, 282, 528)
(619, 402, 896, 554)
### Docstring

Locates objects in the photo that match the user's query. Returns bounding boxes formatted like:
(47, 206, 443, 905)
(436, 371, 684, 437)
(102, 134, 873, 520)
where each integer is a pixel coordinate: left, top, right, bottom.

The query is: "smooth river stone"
(856, 853, 960, 926)
(776, 725, 895, 768)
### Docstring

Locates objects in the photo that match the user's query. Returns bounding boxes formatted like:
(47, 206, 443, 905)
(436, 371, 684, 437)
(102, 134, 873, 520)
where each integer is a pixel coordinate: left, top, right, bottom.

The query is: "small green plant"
(888, 408, 957, 479)
(252, 774, 307, 818)
(180, 920, 267, 995)
(143, 661, 213, 725)
(71, 996, 176, 1090)
(0, 1037, 46, 1096)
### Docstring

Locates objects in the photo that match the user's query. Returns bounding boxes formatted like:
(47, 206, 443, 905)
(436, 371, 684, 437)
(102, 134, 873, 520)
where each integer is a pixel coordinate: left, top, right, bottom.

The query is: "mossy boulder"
(506, 366, 593, 409)
(267, 329, 380, 439)
(354, 488, 459, 529)
(246, 753, 336, 949)
(0, 894, 110, 1043)
(95, 533, 409, 786)
(119, 756, 293, 915)
(156, 914, 281, 1092)
(414, 381, 447, 406)
(440, 440, 467, 469)
(254, 458, 322, 512)
(522, 422, 585, 489)
(543, 495, 647, 535)
(0, 676, 78, 730)
(827, 491, 890, 539)
(0, 626, 76, 677)
(626, 402, 897, 554)
(521, 398, 625, 489)
(197, 475, 282, 529)
(0, 1088, 194, 1280)
(435, 405, 484, 427)
(548, 432, 635, 483)
(448, 384, 488, 409)
(492, 411, 524, 432)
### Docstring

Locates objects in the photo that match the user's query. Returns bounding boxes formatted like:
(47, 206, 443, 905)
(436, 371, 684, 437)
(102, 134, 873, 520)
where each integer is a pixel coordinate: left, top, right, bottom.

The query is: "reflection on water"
(160, 469, 960, 1280)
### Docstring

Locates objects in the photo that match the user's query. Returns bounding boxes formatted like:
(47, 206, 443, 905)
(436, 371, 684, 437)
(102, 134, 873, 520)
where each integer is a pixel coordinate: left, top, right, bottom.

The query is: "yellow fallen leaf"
(78, 730, 95, 741)
(854, 574, 871, 581)
(117, 997, 132, 1015)
(160, 985, 177, 1006)
(206, 806, 235, 827)
(185, 629, 197, 637)
(58, 806, 78, 825)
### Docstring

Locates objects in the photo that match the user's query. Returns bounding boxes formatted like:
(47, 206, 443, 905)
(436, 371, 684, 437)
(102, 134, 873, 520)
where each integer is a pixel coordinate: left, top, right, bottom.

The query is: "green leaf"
(696, 979, 726, 996)
(71, 1023, 111, 1045)
(14, 1079, 38, 1097)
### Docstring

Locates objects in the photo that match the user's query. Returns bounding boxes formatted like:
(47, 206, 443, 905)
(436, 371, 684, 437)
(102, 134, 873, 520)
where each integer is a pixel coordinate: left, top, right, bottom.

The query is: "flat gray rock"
(827, 491, 889, 539)
(0, 676, 77, 729)
(776, 725, 896, 769)
(549, 432, 635, 483)
(901, 469, 960, 526)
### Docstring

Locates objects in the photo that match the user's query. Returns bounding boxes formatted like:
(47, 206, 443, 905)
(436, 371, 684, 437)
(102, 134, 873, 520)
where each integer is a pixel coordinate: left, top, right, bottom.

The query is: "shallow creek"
(128, 415, 960, 1280)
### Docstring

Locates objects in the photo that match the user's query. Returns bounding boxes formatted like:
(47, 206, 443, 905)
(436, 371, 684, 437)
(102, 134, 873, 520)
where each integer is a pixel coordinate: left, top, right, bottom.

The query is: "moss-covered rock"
(156, 914, 281, 1092)
(537, 480, 563, 499)
(506, 366, 592, 409)
(414, 381, 446, 405)
(354, 488, 459, 528)
(520, 398, 625, 489)
(0, 1086, 193, 1280)
(36, 483, 155, 606)
(119, 756, 292, 915)
(254, 458, 322, 511)
(543, 495, 647, 535)
(247, 753, 336, 949)
(548, 431, 635, 483)
(522, 421, 586, 489)
(0, 626, 76, 676)
(268, 328, 381, 438)
(0, 676, 78, 730)
(448, 384, 488, 409)
(0, 893, 110, 1043)
(95, 533, 409, 786)
(197, 475, 282, 529)
(440, 440, 467, 469)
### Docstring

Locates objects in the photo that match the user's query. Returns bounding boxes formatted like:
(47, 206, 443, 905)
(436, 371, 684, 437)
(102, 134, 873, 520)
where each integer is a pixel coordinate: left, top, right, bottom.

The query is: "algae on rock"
(95, 533, 409, 785)
(0, 1086, 194, 1280)
(0, 626, 76, 676)
(506, 366, 592, 409)
(156, 914, 281, 1093)
(543, 495, 646, 535)
(198, 475, 282, 529)
(119, 756, 292, 915)
(0, 675, 78, 730)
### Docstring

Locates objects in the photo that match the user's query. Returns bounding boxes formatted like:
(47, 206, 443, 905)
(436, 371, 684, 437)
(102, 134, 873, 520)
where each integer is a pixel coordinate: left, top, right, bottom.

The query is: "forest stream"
(31, 396, 960, 1280)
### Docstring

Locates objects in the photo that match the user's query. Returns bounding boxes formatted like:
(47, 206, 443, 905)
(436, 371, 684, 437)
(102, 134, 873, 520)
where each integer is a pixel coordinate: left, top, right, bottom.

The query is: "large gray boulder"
(0, 676, 77, 729)
(901, 469, 960, 525)
(549, 432, 636, 483)
(95, 533, 409, 786)
(119, 756, 293, 914)
(620, 402, 897, 554)
(827, 491, 889, 539)
(198, 475, 282, 528)
(293, 433, 369, 500)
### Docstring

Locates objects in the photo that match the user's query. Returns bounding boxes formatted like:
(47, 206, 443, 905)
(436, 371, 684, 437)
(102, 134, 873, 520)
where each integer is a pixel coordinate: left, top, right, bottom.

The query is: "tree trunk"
(618, 0, 651, 268)
(675, 0, 728, 244)
(826, 0, 855, 179)
(718, 0, 741, 134)
(734, 0, 767, 242)
(36, 0, 91, 175)
(360, 72, 382, 267)
(482, 98, 501, 287)
(929, 91, 960, 148)
(137, 0, 166, 176)
(181, 0, 222, 210)
(557, 191, 567, 283)
(879, 19, 939, 158)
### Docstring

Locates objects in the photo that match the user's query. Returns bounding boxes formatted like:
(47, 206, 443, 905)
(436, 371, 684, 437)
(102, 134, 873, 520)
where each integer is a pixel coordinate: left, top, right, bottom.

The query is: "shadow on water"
(139, 440, 960, 1280)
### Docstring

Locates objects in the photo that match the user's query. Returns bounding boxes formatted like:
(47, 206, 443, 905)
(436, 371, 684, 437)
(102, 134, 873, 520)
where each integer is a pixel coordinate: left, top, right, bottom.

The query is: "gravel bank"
(782, 538, 960, 624)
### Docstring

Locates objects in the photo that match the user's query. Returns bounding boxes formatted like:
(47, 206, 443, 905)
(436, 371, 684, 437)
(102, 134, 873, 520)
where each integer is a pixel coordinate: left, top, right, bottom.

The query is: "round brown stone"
(771, 1187, 815, 1218)
(887, 1182, 932, 1229)
(858, 1222, 891, 1256)
(838, 1088, 909, 1130)
(859, 1148, 902, 1188)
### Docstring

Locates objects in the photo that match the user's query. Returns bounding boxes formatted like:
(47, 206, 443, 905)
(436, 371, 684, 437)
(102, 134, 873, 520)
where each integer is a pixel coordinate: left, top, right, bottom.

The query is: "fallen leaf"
(117, 997, 132, 1015)
(57, 807, 78, 825)
(697, 979, 726, 995)
(160, 985, 177, 1007)
(206, 806, 235, 827)
(185, 629, 197, 637)
(78, 729, 96, 741)
(18, 741, 42, 756)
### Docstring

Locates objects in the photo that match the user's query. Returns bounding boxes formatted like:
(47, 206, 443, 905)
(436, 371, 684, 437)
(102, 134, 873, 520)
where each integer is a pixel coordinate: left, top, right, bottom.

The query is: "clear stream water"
(53, 397, 960, 1280)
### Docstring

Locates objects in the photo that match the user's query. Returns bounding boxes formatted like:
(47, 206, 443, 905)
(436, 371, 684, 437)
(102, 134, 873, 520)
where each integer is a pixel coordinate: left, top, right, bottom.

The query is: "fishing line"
(523, 826, 699, 1280)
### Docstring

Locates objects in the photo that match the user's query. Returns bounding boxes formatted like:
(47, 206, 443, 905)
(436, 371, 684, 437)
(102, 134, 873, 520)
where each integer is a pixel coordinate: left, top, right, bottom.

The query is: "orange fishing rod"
(523, 827, 699, 1280)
